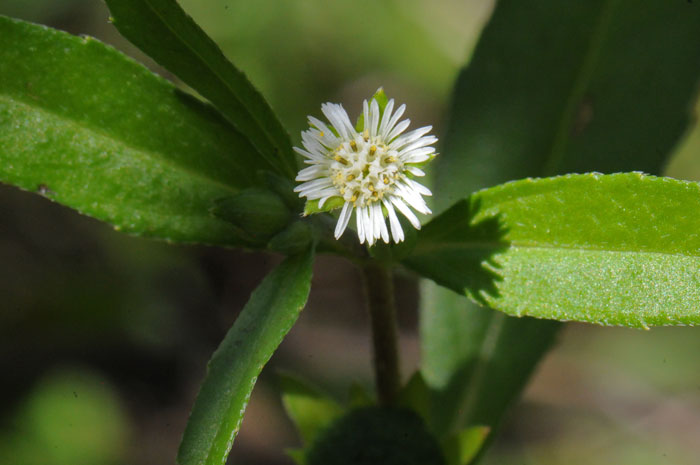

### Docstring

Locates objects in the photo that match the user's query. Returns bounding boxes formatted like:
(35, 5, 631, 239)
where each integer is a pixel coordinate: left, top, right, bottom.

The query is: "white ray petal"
(362, 100, 370, 132)
(374, 203, 389, 243)
(386, 119, 410, 142)
(356, 205, 366, 244)
(362, 207, 374, 245)
(378, 99, 395, 139)
(391, 197, 421, 229)
(396, 184, 431, 214)
(334, 202, 353, 239)
(382, 103, 405, 140)
(369, 99, 380, 139)
(296, 165, 327, 181)
(390, 126, 433, 150)
(383, 199, 404, 243)
(294, 177, 333, 192)
(398, 136, 438, 156)
(400, 147, 435, 163)
(322, 103, 350, 140)
(406, 178, 433, 196)
(405, 166, 426, 177)
(293, 146, 324, 162)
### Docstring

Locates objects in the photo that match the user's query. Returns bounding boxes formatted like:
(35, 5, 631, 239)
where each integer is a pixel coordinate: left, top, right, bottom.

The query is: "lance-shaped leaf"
(105, 0, 297, 179)
(421, 0, 700, 444)
(408, 173, 700, 328)
(178, 248, 314, 465)
(0, 16, 274, 247)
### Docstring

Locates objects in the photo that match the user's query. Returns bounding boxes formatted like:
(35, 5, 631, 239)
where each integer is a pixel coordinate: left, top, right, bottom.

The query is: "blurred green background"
(1, 1, 699, 464)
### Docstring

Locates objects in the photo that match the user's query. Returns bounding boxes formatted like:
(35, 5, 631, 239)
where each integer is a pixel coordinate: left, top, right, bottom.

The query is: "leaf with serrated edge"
(178, 248, 314, 465)
(0, 16, 263, 247)
(105, 0, 297, 178)
(409, 173, 700, 328)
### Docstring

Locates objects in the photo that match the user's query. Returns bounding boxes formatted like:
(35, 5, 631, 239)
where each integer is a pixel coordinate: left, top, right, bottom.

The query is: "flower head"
(294, 94, 437, 245)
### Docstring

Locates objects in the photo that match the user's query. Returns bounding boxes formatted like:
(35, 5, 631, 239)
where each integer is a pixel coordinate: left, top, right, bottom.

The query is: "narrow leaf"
(0, 16, 263, 246)
(105, 0, 297, 178)
(408, 173, 700, 328)
(178, 248, 314, 465)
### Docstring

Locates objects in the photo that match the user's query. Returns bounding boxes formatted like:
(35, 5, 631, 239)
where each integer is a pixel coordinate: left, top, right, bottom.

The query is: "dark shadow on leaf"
(401, 197, 509, 304)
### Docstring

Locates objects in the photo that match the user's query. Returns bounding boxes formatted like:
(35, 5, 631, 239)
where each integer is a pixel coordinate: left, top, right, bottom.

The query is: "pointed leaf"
(0, 16, 263, 246)
(442, 426, 490, 465)
(105, 0, 297, 178)
(178, 248, 314, 465)
(397, 372, 431, 424)
(279, 374, 344, 446)
(347, 382, 374, 408)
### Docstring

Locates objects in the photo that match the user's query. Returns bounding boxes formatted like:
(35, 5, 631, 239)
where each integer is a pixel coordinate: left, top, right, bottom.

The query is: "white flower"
(293, 96, 437, 245)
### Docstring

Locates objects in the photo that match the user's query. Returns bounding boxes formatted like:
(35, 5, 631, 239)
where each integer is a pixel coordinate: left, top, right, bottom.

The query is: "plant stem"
(362, 261, 400, 406)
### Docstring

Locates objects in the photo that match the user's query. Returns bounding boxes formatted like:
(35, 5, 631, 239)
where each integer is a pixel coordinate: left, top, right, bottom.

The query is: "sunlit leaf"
(105, 0, 297, 178)
(409, 173, 700, 328)
(0, 16, 263, 246)
(421, 0, 700, 448)
(280, 374, 344, 445)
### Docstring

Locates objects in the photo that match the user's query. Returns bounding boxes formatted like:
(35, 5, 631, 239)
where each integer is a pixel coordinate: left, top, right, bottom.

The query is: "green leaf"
(0, 16, 264, 247)
(408, 173, 700, 328)
(211, 188, 291, 244)
(304, 196, 345, 215)
(105, 0, 297, 178)
(347, 382, 374, 408)
(267, 220, 314, 255)
(397, 372, 431, 425)
(177, 248, 314, 465)
(442, 426, 490, 465)
(279, 374, 344, 445)
(421, 0, 700, 448)
(305, 407, 446, 465)
(286, 448, 308, 465)
(436, 0, 700, 206)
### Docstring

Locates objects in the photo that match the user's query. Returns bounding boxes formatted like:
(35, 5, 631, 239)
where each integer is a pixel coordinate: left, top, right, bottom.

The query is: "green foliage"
(408, 173, 700, 327)
(421, 0, 700, 449)
(304, 196, 346, 215)
(211, 188, 292, 244)
(279, 374, 344, 446)
(268, 220, 314, 254)
(3, 1, 700, 464)
(0, 16, 262, 246)
(104, 0, 297, 179)
(397, 372, 431, 423)
(442, 426, 490, 465)
(305, 407, 446, 465)
(177, 248, 314, 465)
(436, 0, 700, 203)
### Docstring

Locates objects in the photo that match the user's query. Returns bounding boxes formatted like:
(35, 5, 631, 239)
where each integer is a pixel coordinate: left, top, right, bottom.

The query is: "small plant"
(2, 1, 700, 464)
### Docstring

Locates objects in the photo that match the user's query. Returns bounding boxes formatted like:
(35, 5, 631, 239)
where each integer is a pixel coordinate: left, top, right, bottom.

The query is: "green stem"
(362, 261, 401, 406)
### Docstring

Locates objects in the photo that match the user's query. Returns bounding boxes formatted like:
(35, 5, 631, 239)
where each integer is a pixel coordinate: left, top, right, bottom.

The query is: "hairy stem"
(362, 261, 400, 406)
